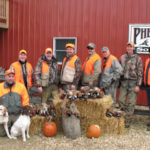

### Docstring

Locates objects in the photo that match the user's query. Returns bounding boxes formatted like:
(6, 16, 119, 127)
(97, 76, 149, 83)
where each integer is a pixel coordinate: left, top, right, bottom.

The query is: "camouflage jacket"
(61, 54, 82, 86)
(120, 53, 143, 86)
(35, 54, 59, 86)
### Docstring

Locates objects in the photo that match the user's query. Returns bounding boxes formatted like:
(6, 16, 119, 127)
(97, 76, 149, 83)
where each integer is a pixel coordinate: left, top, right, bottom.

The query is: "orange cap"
(45, 48, 53, 54)
(65, 43, 75, 49)
(127, 42, 134, 47)
(19, 49, 27, 55)
(5, 69, 15, 76)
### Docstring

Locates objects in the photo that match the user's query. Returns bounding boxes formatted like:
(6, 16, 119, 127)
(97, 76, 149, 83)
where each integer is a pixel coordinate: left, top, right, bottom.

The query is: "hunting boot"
(147, 122, 150, 131)
(124, 113, 132, 128)
(125, 120, 131, 128)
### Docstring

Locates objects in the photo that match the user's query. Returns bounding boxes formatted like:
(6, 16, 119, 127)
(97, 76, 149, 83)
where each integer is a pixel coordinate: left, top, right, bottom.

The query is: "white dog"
(0, 105, 12, 139)
(11, 106, 32, 142)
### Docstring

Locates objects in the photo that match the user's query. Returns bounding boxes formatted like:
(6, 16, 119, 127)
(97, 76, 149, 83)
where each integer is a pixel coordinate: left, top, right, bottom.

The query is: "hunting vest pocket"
(62, 66, 75, 83)
(41, 73, 49, 87)
(99, 73, 113, 88)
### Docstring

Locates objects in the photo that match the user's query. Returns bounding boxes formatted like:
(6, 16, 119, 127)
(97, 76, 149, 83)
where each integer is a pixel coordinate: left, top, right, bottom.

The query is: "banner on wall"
(129, 24, 150, 54)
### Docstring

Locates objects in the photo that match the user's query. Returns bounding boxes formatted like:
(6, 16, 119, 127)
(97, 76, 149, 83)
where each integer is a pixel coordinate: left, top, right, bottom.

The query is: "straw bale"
(53, 95, 124, 135)
(30, 115, 52, 135)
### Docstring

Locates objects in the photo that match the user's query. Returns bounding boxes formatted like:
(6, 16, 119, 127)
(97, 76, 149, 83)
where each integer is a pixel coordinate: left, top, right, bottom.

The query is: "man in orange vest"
(144, 54, 150, 130)
(35, 48, 59, 103)
(144, 56, 150, 106)
(10, 50, 33, 90)
(99, 46, 123, 104)
(81, 43, 101, 87)
(0, 69, 29, 137)
(60, 43, 81, 91)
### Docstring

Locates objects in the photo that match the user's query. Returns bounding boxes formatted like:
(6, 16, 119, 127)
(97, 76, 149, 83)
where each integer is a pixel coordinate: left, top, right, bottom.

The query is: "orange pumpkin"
(87, 124, 101, 138)
(43, 122, 57, 137)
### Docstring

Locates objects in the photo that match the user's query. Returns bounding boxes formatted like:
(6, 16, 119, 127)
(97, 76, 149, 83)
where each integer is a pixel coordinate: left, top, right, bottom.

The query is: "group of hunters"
(0, 41, 150, 137)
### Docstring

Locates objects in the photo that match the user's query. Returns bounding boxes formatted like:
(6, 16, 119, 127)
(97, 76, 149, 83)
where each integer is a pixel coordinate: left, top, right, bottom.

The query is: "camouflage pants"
(104, 81, 119, 103)
(118, 85, 138, 122)
(42, 84, 58, 103)
(0, 114, 19, 137)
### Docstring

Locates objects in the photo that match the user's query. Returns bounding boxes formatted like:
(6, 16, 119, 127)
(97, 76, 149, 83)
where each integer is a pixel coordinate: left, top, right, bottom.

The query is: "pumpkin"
(87, 124, 101, 138)
(43, 122, 57, 137)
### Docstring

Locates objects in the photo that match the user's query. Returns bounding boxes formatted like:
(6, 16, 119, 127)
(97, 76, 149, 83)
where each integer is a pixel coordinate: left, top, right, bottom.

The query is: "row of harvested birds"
(59, 86, 104, 101)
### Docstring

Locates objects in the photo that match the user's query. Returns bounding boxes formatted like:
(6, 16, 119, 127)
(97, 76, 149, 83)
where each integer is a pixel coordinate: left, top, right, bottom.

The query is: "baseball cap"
(87, 43, 95, 49)
(65, 43, 75, 49)
(19, 49, 27, 55)
(127, 42, 134, 47)
(101, 46, 109, 52)
(45, 48, 53, 54)
(5, 69, 15, 76)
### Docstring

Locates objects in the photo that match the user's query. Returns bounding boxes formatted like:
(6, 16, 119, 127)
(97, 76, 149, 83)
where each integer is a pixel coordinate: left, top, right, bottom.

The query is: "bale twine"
(53, 95, 124, 135)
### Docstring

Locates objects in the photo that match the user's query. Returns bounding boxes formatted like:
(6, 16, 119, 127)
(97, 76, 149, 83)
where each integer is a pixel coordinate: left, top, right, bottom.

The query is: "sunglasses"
(87, 47, 94, 50)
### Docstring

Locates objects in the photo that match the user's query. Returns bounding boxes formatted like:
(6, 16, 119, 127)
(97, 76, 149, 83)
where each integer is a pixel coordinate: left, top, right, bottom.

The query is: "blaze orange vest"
(11, 62, 33, 88)
(61, 55, 78, 83)
(41, 61, 49, 73)
(103, 55, 118, 71)
(40, 61, 50, 87)
(82, 53, 101, 75)
(62, 55, 78, 69)
(144, 58, 150, 86)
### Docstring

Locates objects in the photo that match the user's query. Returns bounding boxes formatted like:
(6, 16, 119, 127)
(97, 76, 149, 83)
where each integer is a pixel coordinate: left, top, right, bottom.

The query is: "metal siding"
(0, 0, 150, 105)
(18, 0, 23, 55)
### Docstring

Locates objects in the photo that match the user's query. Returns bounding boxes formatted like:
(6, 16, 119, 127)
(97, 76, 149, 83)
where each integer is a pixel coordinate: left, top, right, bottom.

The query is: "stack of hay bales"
(30, 115, 52, 135)
(53, 95, 124, 135)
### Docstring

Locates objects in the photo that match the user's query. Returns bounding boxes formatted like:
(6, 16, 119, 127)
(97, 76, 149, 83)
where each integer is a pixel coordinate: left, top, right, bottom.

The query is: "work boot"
(147, 122, 150, 127)
(147, 126, 150, 131)
(146, 122, 150, 131)
(125, 120, 131, 128)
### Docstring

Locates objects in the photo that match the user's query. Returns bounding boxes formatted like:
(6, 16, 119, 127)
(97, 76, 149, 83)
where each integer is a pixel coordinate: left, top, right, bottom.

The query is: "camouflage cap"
(101, 46, 109, 52)
(87, 43, 96, 49)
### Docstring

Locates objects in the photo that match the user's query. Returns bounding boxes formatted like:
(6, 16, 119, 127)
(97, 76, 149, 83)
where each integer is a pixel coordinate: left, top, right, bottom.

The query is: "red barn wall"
(0, 0, 149, 105)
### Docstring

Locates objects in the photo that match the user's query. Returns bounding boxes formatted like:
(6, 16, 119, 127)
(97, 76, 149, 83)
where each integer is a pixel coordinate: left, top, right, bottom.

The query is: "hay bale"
(30, 115, 52, 135)
(53, 95, 124, 135)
